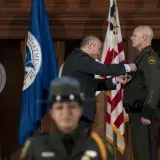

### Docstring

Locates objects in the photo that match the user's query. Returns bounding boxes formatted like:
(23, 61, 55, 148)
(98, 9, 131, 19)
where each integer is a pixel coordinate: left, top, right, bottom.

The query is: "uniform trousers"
(130, 113, 159, 160)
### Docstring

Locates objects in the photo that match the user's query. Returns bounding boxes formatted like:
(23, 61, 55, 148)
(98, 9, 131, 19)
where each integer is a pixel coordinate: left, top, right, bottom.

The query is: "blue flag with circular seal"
(19, 0, 58, 145)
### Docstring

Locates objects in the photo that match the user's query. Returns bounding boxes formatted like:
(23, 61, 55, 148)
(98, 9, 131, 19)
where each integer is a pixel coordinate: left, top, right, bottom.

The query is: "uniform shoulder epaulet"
(20, 139, 31, 159)
(148, 52, 153, 55)
(91, 132, 107, 160)
(148, 50, 157, 56)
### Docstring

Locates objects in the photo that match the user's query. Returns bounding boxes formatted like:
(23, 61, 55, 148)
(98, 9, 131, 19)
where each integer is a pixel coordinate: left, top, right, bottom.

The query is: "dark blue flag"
(19, 0, 58, 145)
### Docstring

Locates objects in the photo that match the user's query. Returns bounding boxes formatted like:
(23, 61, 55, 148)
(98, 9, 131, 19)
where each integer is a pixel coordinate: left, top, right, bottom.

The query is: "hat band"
(51, 94, 84, 103)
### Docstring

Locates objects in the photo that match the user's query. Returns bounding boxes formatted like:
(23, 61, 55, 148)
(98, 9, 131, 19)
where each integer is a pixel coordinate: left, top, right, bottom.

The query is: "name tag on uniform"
(41, 151, 55, 158)
(85, 150, 97, 158)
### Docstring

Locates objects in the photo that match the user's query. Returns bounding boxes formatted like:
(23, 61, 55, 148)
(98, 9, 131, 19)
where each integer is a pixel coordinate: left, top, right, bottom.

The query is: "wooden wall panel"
(0, 40, 24, 159)
(92, 91, 106, 135)
(0, 0, 160, 39)
(54, 41, 65, 68)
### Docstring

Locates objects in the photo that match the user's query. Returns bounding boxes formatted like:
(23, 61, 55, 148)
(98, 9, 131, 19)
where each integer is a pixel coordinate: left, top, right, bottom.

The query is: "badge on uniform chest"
(148, 55, 156, 64)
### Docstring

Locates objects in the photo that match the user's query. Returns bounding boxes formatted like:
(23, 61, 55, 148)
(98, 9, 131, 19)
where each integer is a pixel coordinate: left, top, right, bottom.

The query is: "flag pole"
(104, 0, 125, 157)
(113, 0, 118, 159)
(113, 131, 117, 160)
(20, 38, 27, 68)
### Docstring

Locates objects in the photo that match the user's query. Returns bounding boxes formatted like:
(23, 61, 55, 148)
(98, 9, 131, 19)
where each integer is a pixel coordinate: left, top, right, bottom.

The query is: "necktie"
(62, 135, 74, 154)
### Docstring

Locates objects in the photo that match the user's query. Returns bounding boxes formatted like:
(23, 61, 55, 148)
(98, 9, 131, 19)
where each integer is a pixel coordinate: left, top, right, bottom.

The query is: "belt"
(123, 100, 144, 113)
(124, 100, 160, 114)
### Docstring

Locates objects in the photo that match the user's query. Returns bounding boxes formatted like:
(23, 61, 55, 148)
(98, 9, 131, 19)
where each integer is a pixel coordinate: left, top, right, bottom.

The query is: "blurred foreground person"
(20, 76, 114, 160)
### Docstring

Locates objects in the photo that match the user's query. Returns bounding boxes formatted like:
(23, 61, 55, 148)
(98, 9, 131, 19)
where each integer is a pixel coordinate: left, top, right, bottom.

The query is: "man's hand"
(141, 117, 151, 125)
(115, 75, 132, 84)
(128, 63, 137, 72)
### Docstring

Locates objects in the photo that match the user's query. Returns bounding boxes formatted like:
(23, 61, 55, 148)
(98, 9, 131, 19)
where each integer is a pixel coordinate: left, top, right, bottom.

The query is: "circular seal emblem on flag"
(0, 62, 6, 93)
(23, 31, 42, 91)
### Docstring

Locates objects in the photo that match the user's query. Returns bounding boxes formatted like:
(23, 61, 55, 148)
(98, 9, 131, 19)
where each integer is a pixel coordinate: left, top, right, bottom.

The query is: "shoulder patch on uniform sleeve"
(20, 140, 31, 159)
(148, 55, 156, 64)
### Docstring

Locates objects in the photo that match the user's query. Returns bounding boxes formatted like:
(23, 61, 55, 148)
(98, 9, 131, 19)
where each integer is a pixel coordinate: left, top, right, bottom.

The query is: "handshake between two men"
(114, 63, 137, 84)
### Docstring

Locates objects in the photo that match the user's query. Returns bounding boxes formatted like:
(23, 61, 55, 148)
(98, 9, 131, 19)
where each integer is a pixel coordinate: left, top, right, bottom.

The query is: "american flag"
(101, 0, 127, 153)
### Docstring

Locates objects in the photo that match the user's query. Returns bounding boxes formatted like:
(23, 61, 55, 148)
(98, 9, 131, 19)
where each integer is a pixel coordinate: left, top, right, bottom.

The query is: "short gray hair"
(80, 35, 100, 47)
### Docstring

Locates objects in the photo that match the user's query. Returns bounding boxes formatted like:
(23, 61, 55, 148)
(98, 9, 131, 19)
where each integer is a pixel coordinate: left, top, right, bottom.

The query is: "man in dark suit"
(123, 26, 160, 160)
(61, 35, 136, 129)
(20, 76, 114, 160)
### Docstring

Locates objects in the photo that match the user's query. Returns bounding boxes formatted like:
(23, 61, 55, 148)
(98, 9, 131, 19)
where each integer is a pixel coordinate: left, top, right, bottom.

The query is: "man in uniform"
(123, 26, 160, 160)
(20, 76, 114, 160)
(61, 35, 137, 130)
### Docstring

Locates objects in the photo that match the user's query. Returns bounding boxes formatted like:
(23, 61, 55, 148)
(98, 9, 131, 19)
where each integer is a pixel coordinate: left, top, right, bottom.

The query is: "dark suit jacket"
(61, 48, 126, 121)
